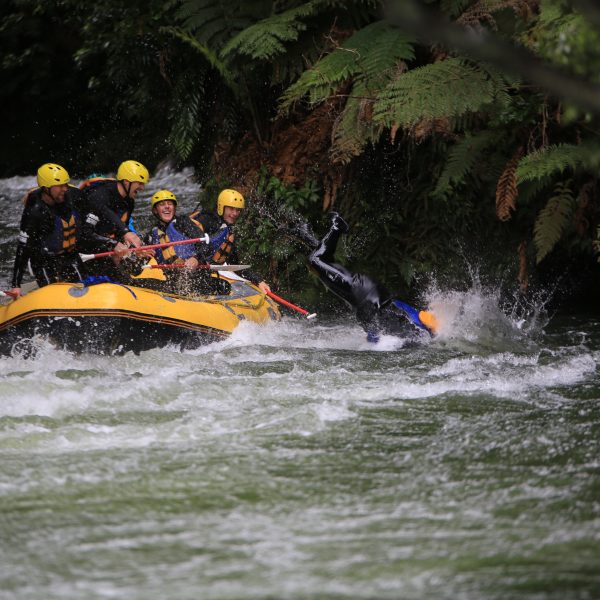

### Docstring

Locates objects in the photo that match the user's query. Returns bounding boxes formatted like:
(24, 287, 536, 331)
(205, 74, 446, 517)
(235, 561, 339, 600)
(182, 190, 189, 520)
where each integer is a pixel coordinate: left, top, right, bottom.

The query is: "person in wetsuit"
(305, 213, 430, 342)
(78, 159, 150, 279)
(190, 189, 271, 294)
(8, 163, 86, 298)
(139, 189, 228, 295)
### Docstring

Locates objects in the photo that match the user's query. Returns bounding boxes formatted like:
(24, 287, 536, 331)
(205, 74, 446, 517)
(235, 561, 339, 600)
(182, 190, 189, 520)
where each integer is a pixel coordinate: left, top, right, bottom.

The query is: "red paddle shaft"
(79, 234, 209, 262)
(267, 291, 316, 319)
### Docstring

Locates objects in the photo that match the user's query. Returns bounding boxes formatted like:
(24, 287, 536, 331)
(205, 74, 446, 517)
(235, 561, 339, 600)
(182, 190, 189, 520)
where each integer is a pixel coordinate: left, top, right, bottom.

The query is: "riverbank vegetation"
(2, 0, 599, 304)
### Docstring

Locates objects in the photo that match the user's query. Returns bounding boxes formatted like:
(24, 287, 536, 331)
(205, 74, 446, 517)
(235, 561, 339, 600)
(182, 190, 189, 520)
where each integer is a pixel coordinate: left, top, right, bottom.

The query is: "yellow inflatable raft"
(0, 276, 280, 355)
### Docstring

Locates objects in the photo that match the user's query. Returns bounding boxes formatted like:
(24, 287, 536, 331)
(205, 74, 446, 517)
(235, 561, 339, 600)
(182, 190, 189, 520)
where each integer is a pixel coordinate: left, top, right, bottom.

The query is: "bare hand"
(123, 231, 142, 248)
(258, 281, 271, 294)
(113, 241, 131, 258)
(184, 257, 199, 270)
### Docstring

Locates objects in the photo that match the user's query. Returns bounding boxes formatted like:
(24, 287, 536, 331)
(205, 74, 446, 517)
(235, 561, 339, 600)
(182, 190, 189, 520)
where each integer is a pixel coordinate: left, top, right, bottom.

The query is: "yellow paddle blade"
(418, 310, 439, 334)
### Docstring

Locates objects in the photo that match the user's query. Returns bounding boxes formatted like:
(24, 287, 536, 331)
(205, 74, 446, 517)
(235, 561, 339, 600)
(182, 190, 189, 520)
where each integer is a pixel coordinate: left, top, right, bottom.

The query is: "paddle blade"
(392, 299, 438, 335)
(418, 310, 439, 334)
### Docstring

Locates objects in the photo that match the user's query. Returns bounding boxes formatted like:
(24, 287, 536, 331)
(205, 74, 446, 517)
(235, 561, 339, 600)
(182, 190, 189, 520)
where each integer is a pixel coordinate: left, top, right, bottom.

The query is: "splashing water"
(422, 278, 551, 353)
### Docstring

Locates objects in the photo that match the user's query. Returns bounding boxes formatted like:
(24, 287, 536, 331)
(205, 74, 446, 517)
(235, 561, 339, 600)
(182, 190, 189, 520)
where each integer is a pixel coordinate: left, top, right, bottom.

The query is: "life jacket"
(208, 224, 235, 264)
(189, 211, 235, 264)
(150, 220, 196, 263)
(79, 176, 114, 191)
(43, 212, 79, 255)
(23, 188, 81, 255)
(80, 177, 131, 238)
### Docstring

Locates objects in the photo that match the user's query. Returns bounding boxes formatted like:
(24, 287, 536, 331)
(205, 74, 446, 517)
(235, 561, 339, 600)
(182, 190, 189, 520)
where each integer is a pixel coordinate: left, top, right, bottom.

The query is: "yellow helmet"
(217, 189, 245, 216)
(151, 189, 177, 208)
(117, 160, 150, 183)
(37, 163, 70, 187)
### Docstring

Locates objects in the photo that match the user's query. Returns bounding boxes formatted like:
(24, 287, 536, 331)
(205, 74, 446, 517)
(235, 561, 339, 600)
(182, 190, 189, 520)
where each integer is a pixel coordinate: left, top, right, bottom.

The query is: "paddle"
(392, 299, 439, 335)
(79, 234, 210, 262)
(143, 263, 251, 272)
(266, 291, 317, 319)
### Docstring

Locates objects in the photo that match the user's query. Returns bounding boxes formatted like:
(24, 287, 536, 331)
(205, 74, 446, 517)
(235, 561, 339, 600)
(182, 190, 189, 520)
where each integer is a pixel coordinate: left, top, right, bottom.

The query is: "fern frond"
(167, 81, 203, 161)
(373, 58, 512, 128)
(516, 142, 600, 183)
(161, 26, 240, 98)
(433, 130, 499, 197)
(496, 147, 524, 221)
(533, 181, 576, 263)
(174, 0, 270, 49)
(279, 21, 414, 111)
(330, 78, 383, 164)
(221, 3, 316, 61)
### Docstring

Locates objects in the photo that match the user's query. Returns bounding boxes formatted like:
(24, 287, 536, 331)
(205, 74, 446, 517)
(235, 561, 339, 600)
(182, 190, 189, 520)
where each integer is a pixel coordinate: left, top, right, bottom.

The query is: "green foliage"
(533, 181, 576, 263)
(234, 171, 323, 293)
(257, 168, 321, 210)
(433, 130, 500, 197)
(161, 26, 240, 97)
(167, 81, 203, 161)
(516, 142, 600, 183)
(221, 3, 316, 61)
(173, 0, 271, 49)
(3, 0, 600, 299)
(373, 58, 514, 128)
(280, 20, 415, 111)
(529, 0, 600, 83)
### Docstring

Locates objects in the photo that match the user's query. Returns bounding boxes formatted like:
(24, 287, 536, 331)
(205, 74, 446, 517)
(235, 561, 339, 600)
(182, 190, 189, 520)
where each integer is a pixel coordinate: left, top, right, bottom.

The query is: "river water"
(1, 171, 599, 599)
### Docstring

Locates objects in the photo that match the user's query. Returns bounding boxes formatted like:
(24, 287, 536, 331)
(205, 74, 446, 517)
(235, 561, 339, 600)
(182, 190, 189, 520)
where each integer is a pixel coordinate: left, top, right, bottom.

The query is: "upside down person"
(296, 212, 437, 342)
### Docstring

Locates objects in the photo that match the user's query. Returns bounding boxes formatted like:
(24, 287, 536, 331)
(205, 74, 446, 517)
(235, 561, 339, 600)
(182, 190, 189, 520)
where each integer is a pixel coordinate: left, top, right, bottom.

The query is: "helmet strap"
(124, 181, 133, 199)
(40, 187, 56, 206)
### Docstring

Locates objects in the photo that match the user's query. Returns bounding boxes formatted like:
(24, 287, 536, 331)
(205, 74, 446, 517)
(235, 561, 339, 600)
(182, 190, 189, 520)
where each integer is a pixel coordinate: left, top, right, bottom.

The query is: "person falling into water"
(292, 212, 437, 342)
(8, 163, 87, 298)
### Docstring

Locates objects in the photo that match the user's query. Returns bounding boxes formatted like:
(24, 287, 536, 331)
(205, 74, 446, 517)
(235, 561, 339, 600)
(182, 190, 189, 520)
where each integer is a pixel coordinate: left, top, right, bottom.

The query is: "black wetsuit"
(78, 180, 135, 279)
(80, 180, 134, 249)
(191, 210, 264, 285)
(11, 188, 86, 288)
(308, 216, 418, 339)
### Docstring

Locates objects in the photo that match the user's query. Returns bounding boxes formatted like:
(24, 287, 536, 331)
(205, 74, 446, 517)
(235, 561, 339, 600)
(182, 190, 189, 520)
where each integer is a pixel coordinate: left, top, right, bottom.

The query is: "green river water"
(1, 171, 599, 599)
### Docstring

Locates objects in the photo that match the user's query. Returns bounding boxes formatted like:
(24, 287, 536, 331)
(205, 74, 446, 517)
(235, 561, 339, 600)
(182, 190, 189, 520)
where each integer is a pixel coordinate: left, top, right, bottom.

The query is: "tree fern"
(221, 3, 316, 61)
(373, 58, 513, 128)
(280, 20, 415, 111)
(433, 130, 499, 197)
(516, 142, 600, 183)
(533, 180, 576, 263)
